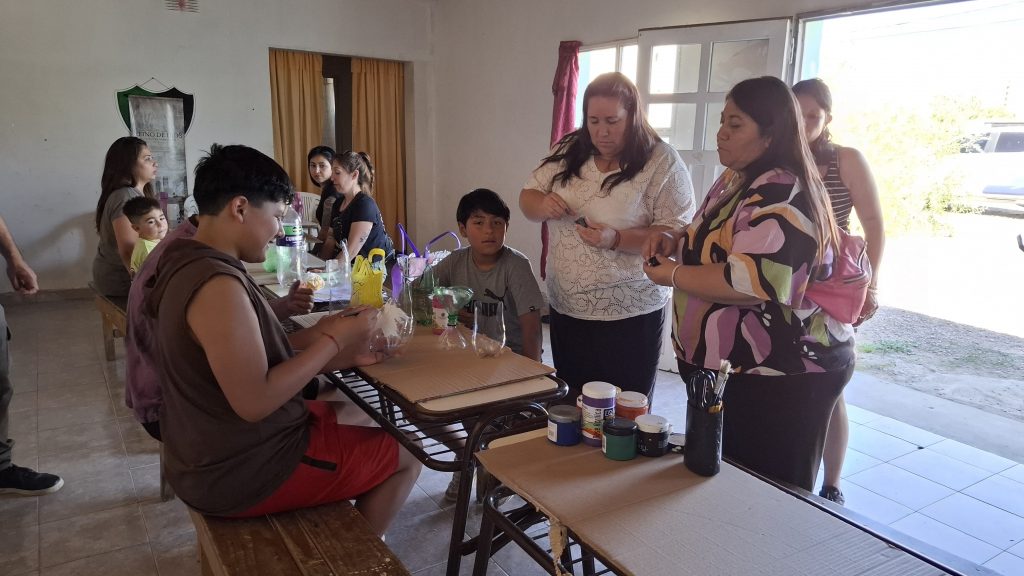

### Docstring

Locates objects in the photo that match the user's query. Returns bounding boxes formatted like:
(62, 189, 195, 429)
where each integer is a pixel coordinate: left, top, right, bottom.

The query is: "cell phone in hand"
(574, 216, 589, 228)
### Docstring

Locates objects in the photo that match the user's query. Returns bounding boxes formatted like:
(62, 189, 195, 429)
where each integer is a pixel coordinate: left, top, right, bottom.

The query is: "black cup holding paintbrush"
(685, 401, 723, 476)
(683, 368, 724, 477)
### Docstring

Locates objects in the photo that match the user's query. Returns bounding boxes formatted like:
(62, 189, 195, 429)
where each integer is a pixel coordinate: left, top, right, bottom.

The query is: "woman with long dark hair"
(793, 78, 884, 505)
(319, 151, 394, 264)
(92, 136, 157, 297)
(306, 146, 341, 254)
(644, 76, 855, 491)
(520, 72, 696, 402)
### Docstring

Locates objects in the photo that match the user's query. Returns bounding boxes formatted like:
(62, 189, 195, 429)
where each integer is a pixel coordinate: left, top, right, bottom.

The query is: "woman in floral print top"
(643, 76, 854, 492)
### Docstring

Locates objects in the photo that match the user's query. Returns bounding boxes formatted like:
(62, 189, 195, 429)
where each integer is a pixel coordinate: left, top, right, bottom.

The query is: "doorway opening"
(797, 0, 1024, 436)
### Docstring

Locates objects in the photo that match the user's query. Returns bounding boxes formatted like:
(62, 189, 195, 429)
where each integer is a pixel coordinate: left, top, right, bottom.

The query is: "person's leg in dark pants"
(547, 308, 587, 396)
(0, 304, 64, 495)
(719, 365, 853, 491)
(549, 307, 666, 402)
(0, 306, 13, 474)
(141, 420, 162, 442)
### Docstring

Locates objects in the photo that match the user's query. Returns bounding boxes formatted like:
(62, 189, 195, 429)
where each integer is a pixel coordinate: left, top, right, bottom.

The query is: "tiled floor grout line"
(842, 421, 1024, 558)
(852, 433, 1024, 520)
(106, 340, 167, 576)
(842, 479, 991, 556)
(30, 335, 163, 574)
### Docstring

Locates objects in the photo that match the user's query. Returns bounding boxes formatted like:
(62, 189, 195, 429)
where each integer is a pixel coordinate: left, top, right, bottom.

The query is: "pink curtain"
(541, 40, 581, 279)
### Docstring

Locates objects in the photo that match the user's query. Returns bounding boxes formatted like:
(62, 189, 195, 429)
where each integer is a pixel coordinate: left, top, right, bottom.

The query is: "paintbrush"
(712, 359, 731, 399)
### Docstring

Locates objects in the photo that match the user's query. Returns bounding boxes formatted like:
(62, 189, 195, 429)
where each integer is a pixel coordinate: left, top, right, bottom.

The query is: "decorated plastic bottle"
(276, 205, 304, 288)
(432, 286, 473, 350)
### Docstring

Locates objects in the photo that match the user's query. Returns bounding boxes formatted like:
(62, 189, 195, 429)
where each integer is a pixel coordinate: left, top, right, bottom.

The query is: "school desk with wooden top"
(321, 328, 568, 576)
(471, 436, 998, 576)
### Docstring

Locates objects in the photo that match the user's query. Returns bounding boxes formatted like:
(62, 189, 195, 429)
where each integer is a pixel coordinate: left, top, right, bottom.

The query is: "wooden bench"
(89, 283, 128, 361)
(189, 500, 411, 576)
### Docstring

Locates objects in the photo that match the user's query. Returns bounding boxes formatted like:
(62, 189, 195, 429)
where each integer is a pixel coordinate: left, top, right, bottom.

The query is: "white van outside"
(959, 125, 1024, 210)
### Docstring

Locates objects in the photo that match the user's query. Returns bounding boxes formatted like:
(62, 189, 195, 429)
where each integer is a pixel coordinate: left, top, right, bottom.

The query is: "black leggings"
(549, 307, 666, 403)
(677, 359, 854, 492)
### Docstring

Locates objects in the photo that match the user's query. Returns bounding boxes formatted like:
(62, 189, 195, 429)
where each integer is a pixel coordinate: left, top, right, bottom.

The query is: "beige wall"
(0, 0, 435, 291)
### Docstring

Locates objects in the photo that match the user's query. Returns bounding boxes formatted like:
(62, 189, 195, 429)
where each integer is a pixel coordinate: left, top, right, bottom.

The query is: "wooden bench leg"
(198, 536, 215, 576)
(98, 309, 116, 361)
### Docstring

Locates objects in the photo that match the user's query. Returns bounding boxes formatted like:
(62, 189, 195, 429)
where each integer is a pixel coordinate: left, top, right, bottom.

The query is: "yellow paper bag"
(351, 248, 386, 308)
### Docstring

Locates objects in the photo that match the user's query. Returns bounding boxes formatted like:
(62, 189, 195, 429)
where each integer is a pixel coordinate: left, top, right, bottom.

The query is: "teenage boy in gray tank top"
(430, 188, 545, 360)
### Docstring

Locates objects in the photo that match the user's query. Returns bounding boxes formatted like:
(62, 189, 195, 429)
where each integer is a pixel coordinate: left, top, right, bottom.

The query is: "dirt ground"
(855, 211, 1024, 423)
(855, 306, 1024, 422)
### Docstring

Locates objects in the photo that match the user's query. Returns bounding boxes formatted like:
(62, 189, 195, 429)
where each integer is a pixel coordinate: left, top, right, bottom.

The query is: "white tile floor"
(813, 403, 1024, 573)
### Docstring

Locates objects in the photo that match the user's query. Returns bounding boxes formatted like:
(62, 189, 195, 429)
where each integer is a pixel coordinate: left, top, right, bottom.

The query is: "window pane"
(620, 45, 638, 84)
(576, 48, 618, 127)
(704, 101, 725, 151)
(650, 44, 701, 94)
(708, 39, 769, 92)
(580, 48, 616, 87)
(649, 103, 697, 150)
(995, 132, 1024, 153)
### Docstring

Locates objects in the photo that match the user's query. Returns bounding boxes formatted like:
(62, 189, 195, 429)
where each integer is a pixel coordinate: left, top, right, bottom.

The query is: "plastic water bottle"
(336, 240, 353, 305)
(276, 205, 304, 288)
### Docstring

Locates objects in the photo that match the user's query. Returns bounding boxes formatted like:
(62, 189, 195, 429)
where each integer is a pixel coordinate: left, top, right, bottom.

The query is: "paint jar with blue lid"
(602, 418, 638, 461)
(547, 405, 581, 446)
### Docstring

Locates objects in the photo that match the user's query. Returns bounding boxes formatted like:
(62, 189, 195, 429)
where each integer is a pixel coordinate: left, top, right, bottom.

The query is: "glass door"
(637, 19, 792, 204)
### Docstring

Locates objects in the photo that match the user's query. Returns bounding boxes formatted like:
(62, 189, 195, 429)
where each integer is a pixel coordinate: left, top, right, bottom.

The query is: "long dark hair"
(334, 150, 375, 196)
(792, 78, 834, 164)
(306, 145, 336, 188)
(727, 76, 838, 261)
(542, 72, 661, 193)
(96, 136, 154, 232)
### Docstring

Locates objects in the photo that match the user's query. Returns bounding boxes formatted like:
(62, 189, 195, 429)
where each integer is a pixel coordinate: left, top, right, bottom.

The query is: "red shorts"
(234, 400, 399, 517)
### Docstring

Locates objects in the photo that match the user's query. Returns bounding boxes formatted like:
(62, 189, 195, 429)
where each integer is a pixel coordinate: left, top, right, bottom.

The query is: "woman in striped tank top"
(793, 79, 886, 507)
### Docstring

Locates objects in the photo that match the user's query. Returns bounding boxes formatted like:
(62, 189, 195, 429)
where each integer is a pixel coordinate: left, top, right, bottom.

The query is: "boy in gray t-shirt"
(431, 189, 545, 360)
(431, 188, 546, 502)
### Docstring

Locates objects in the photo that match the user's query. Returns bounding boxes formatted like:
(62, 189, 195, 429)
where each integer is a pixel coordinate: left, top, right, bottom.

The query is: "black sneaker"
(0, 464, 65, 496)
(818, 485, 845, 506)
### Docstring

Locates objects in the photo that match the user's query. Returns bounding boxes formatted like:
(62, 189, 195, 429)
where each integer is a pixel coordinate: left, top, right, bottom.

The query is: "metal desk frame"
(324, 370, 568, 576)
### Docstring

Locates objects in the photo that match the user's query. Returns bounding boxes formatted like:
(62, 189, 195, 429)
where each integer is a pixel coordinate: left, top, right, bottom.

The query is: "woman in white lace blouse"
(520, 72, 695, 401)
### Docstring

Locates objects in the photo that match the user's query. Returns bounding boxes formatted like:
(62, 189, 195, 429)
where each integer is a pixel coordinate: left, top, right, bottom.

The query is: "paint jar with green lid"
(602, 418, 638, 461)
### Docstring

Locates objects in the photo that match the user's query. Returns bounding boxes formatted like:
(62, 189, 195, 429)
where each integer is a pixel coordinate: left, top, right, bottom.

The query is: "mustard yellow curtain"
(269, 49, 325, 193)
(351, 58, 406, 238)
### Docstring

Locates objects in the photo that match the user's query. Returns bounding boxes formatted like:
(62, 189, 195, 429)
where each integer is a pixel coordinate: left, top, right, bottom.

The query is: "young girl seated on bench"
(144, 144, 420, 535)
